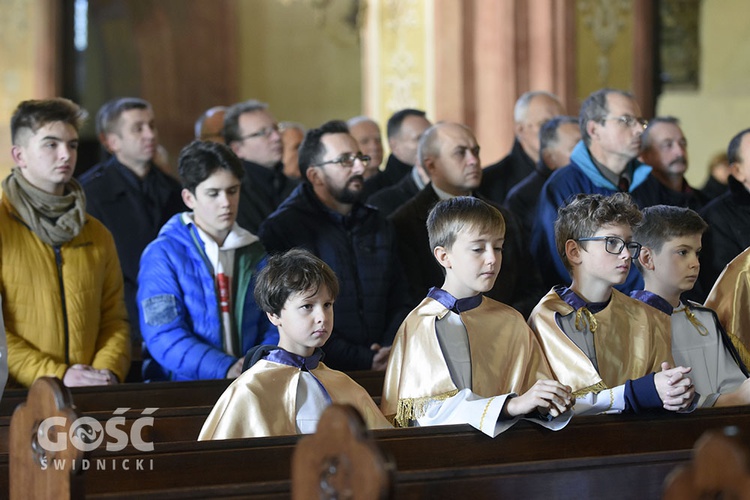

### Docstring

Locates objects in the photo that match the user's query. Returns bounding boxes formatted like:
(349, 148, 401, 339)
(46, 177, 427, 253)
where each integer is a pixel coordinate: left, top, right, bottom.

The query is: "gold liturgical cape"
(705, 246, 750, 369)
(198, 359, 390, 440)
(528, 288, 674, 396)
(381, 296, 553, 427)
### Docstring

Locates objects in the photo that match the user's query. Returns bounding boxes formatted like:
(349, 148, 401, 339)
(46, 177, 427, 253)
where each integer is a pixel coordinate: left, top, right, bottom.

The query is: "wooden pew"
(0, 370, 386, 417)
(8, 378, 750, 499)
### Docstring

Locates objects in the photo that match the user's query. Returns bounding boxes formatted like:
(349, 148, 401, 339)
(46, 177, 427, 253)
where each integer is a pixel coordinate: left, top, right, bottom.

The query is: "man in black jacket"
(363, 109, 431, 198)
(259, 121, 411, 371)
(224, 100, 298, 233)
(80, 97, 184, 354)
(700, 128, 750, 296)
(479, 91, 564, 205)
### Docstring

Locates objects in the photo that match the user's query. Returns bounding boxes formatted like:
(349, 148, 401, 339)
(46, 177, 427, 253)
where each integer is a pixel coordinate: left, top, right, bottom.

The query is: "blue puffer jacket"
(259, 183, 411, 371)
(138, 214, 278, 381)
(530, 141, 660, 293)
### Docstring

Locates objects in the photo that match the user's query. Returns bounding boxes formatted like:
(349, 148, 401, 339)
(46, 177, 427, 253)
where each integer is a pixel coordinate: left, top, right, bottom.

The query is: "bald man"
(479, 91, 564, 204)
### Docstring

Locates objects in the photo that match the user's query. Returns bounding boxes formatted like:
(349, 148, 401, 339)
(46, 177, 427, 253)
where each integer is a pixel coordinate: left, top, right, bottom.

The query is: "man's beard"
(332, 175, 365, 204)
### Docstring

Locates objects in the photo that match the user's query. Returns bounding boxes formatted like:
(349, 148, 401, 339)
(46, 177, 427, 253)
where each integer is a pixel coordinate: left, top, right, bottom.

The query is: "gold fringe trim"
(575, 307, 598, 334)
(572, 381, 608, 398)
(394, 390, 459, 428)
(727, 332, 750, 371)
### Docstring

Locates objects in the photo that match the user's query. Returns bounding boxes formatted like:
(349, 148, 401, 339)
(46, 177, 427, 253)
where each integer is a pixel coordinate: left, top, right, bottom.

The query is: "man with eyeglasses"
(224, 99, 298, 233)
(531, 88, 664, 293)
(390, 122, 545, 317)
(258, 120, 411, 372)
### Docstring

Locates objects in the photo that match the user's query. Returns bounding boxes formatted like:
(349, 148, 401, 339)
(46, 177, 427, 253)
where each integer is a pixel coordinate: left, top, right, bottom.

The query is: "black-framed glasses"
(601, 115, 648, 130)
(314, 154, 370, 169)
(576, 236, 642, 259)
(238, 125, 280, 141)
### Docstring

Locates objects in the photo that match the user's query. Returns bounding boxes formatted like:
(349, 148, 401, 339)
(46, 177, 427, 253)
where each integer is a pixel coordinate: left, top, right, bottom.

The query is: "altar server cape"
(199, 352, 390, 440)
(527, 288, 674, 397)
(381, 295, 553, 427)
(705, 246, 750, 369)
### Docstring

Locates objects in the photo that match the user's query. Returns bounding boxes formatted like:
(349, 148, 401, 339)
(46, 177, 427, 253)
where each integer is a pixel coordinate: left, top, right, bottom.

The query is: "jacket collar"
(569, 140, 652, 192)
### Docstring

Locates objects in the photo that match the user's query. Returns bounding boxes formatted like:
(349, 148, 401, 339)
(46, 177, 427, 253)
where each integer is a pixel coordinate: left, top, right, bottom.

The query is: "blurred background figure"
(279, 122, 306, 179)
(702, 151, 731, 200)
(195, 106, 227, 144)
(347, 116, 384, 179)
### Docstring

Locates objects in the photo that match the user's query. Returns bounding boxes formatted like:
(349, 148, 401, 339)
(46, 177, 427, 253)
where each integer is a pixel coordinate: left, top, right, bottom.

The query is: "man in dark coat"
(259, 121, 411, 372)
(80, 97, 184, 354)
(224, 100, 298, 234)
(362, 109, 431, 198)
(479, 91, 564, 205)
(700, 128, 750, 296)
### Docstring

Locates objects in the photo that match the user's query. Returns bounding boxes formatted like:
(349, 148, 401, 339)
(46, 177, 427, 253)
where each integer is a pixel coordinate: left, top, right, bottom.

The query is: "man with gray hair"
(505, 115, 581, 239)
(224, 99, 298, 233)
(530, 88, 663, 292)
(480, 91, 564, 204)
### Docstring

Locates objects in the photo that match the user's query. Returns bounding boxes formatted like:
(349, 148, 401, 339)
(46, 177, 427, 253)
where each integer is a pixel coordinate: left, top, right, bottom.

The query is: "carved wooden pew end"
(663, 427, 750, 500)
(9, 377, 83, 500)
(292, 404, 394, 500)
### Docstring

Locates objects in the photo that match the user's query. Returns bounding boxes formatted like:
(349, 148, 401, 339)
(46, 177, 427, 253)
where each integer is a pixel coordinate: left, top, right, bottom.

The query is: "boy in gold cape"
(381, 197, 573, 437)
(199, 249, 390, 440)
(631, 205, 749, 407)
(705, 245, 750, 370)
(528, 193, 696, 414)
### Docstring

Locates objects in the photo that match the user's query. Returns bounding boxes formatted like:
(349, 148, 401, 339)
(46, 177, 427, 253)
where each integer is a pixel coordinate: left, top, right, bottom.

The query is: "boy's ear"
(433, 245, 451, 270)
(266, 311, 281, 327)
(181, 188, 196, 209)
(565, 239, 582, 266)
(638, 246, 656, 271)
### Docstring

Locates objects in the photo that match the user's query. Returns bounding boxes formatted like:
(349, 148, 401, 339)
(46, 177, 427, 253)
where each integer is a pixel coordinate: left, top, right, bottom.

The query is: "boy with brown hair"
(199, 248, 389, 439)
(382, 197, 573, 437)
(632, 205, 749, 407)
(528, 193, 696, 413)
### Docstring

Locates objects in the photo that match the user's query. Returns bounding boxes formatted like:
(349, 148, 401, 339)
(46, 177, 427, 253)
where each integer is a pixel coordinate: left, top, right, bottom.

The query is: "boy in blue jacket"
(138, 140, 278, 381)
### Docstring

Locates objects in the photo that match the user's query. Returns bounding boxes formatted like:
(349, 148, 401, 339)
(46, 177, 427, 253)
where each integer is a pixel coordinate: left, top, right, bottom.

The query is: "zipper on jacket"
(54, 246, 70, 365)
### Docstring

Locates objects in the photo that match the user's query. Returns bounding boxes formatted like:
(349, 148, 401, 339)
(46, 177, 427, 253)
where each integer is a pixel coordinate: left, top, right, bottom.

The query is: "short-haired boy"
(138, 140, 278, 382)
(705, 245, 750, 371)
(381, 197, 573, 437)
(632, 205, 749, 407)
(199, 248, 390, 439)
(528, 193, 696, 414)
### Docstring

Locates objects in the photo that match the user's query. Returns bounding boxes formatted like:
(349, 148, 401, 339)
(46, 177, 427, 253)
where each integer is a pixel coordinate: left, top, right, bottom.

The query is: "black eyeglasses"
(238, 125, 279, 141)
(601, 115, 649, 130)
(314, 154, 370, 169)
(576, 236, 642, 259)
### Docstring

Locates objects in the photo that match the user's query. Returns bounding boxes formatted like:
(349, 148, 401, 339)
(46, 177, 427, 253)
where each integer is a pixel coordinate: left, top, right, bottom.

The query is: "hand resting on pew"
(63, 364, 118, 387)
(502, 379, 573, 419)
(654, 362, 696, 412)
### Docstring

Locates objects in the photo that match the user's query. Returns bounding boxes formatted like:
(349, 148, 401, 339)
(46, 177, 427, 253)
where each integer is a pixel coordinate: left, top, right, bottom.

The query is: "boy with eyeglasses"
(631, 205, 749, 407)
(528, 193, 697, 414)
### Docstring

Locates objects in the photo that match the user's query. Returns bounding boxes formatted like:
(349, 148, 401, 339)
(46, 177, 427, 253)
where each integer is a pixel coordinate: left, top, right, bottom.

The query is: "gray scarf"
(2, 168, 87, 246)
